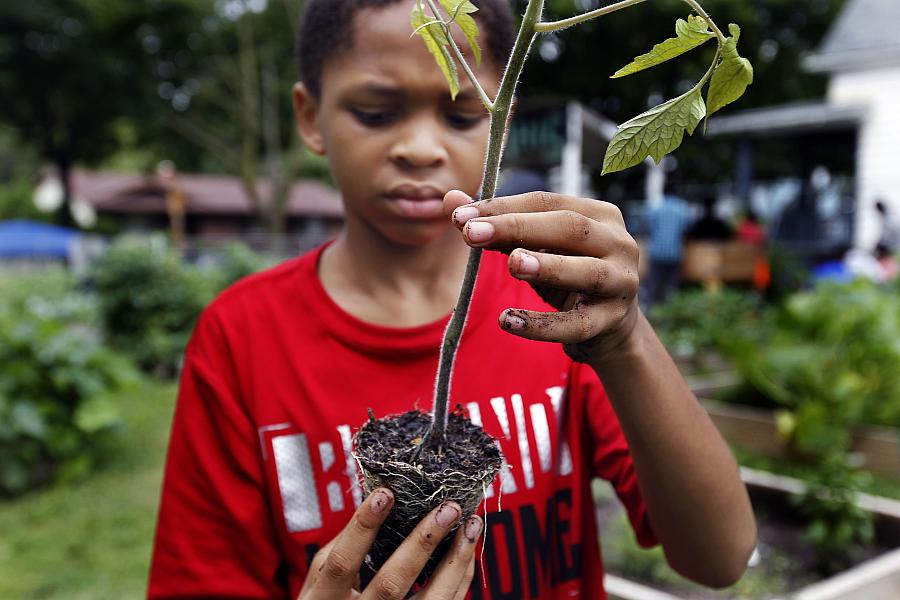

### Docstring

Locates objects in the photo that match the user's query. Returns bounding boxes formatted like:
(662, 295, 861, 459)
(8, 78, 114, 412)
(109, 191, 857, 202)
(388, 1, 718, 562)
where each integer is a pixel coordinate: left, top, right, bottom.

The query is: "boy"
(148, 1, 757, 598)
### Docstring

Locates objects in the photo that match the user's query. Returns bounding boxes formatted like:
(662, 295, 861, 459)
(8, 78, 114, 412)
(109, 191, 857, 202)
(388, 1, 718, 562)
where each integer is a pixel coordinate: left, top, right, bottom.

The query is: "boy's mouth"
(384, 184, 446, 220)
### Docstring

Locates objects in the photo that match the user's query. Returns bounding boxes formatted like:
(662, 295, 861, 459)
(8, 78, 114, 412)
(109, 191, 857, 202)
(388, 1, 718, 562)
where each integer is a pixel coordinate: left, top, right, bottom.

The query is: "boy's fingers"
(446, 190, 621, 226)
(314, 488, 394, 593)
(460, 212, 622, 257)
(417, 515, 482, 600)
(443, 190, 474, 218)
(453, 558, 476, 600)
(507, 250, 639, 299)
(363, 502, 462, 600)
(498, 303, 629, 344)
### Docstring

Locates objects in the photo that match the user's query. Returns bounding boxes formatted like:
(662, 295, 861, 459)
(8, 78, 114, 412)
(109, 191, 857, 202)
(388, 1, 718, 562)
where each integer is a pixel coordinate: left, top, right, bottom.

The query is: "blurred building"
(72, 170, 343, 253)
(708, 0, 900, 254)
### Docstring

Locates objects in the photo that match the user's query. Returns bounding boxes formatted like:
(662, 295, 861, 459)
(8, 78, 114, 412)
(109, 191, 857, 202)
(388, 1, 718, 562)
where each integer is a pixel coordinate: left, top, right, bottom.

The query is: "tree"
(0, 0, 197, 225)
(146, 0, 312, 251)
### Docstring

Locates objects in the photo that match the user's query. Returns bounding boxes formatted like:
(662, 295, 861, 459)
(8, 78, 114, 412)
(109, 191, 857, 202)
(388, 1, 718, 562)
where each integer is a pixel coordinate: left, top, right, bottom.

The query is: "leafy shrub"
(0, 276, 135, 495)
(213, 241, 275, 289)
(723, 279, 900, 436)
(649, 288, 766, 361)
(91, 236, 217, 376)
(719, 278, 900, 564)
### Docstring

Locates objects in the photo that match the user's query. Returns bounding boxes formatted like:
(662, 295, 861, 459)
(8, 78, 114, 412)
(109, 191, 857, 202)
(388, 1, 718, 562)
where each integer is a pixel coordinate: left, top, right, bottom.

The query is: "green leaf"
(612, 15, 714, 79)
(439, 0, 481, 65)
(10, 401, 47, 438)
(74, 393, 121, 434)
(602, 86, 706, 175)
(411, 2, 460, 99)
(706, 23, 754, 117)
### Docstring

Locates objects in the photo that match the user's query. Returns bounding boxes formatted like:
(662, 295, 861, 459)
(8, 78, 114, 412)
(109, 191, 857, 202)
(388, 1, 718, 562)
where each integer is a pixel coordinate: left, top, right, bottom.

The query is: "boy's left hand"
(445, 190, 641, 364)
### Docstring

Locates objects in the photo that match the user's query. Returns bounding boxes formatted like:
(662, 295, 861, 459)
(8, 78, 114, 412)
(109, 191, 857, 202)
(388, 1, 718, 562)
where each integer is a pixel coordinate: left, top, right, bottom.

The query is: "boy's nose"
(388, 121, 449, 169)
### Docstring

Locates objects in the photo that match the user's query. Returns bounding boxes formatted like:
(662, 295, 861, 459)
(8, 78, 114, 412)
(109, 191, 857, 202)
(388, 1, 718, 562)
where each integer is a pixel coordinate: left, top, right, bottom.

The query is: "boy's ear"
(292, 82, 326, 155)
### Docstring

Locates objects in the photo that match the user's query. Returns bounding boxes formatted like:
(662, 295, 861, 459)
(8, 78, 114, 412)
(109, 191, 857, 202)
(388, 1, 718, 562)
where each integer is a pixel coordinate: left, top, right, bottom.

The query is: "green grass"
(0, 380, 177, 600)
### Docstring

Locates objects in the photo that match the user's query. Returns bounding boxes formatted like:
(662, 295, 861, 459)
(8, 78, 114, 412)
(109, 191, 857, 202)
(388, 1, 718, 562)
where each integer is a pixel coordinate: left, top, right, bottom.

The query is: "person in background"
(685, 196, 732, 242)
(644, 188, 691, 307)
(737, 209, 766, 247)
(876, 199, 899, 255)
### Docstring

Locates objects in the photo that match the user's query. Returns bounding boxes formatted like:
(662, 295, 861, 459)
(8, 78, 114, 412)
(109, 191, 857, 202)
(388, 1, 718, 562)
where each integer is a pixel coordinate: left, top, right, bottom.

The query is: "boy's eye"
(445, 112, 484, 130)
(351, 108, 397, 127)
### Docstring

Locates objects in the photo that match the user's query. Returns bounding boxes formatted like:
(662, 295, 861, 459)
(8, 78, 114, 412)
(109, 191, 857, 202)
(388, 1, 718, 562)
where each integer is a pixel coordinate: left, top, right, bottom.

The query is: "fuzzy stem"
(426, 0, 545, 447)
(534, 0, 648, 33)
(681, 0, 727, 43)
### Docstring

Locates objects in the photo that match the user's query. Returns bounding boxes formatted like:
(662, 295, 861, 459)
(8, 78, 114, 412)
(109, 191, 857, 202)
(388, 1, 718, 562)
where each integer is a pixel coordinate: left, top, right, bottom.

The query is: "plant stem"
(681, 0, 727, 43)
(426, 0, 545, 447)
(534, 0, 647, 33)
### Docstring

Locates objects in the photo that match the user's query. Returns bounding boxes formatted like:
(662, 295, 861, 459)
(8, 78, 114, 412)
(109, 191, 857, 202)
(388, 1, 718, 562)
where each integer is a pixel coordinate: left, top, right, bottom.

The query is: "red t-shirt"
(148, 246, 656, 599)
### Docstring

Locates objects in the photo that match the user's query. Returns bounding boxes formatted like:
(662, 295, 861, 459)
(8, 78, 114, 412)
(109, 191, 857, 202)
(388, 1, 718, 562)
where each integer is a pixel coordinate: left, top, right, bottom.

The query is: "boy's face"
(293, 2, 502, 247)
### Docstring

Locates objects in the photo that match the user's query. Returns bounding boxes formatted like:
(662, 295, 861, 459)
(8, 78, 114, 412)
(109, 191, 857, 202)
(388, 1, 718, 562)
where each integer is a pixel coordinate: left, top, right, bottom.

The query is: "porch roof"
(705, 101, 866, 139)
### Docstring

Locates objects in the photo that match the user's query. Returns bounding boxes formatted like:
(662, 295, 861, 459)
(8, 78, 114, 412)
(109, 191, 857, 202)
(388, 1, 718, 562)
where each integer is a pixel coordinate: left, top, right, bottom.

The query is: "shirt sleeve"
(571, 362, 658, 548)
(148, 306, 287, 599)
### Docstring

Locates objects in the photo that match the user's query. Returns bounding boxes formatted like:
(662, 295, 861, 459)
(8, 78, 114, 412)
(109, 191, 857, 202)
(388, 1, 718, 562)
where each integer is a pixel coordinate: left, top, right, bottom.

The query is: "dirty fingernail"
(504, 314, 526, 330)
(370, 489, 391, 514)
(436, 503, 460, 528)
(516, 251, 540, 275)
(453, 206, 480, 225)
(465, 221, 494, 244)
(464, 516, 483, 542)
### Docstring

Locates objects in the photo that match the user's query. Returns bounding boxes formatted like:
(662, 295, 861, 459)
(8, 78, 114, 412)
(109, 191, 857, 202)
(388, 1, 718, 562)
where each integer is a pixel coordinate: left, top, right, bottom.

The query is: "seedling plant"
(353, 0, 753, 580)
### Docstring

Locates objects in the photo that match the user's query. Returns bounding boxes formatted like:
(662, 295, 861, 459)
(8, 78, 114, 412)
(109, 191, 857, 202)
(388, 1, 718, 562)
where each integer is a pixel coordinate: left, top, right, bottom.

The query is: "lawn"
(0, 380, 177, 600)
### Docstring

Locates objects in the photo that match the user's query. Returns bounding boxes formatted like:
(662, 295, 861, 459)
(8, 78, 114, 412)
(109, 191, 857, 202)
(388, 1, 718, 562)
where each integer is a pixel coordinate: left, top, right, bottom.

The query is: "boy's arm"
(445, 190, 757, 589)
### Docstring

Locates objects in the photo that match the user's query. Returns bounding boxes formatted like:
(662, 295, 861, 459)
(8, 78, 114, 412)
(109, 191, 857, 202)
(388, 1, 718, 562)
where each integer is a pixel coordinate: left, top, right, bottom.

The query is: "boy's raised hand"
(299, 488, 482, 600)
(446, 190, 641, 364)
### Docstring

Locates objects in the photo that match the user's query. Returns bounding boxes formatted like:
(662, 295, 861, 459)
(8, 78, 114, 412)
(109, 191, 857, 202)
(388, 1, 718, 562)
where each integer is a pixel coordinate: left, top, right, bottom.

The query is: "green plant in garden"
(790, 454, 875, 575)
(720, 279, 900, 566)
(91, 236, 218, 376)
(214, 241, 276, 289)
(0, 279, 136, 495)
(412, 0, 753, 447)
(649, 288, 764, 360)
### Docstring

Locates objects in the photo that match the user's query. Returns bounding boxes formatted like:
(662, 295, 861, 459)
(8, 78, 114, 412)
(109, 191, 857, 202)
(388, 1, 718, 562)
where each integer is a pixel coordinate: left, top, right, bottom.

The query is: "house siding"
(828, 66, 900, 248)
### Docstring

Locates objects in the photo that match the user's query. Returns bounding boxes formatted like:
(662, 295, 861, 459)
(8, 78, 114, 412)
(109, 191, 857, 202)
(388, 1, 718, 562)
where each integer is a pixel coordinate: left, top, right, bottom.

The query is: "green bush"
(719, 278, 900, 564)
(213, 241, 275, 289)
(649, 288, 766, 361)
(91, 237, 274, 376)
(0, 276, 136, 495)
(91, 236, 218, 376)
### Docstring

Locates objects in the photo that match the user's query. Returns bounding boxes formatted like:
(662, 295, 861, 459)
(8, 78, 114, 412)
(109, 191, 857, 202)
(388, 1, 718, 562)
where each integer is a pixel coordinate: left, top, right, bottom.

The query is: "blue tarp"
(0, 219, 80, 259)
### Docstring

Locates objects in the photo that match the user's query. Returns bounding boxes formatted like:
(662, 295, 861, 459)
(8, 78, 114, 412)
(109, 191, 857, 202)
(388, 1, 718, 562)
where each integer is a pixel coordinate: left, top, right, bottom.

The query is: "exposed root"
(353, 410, 503, 582)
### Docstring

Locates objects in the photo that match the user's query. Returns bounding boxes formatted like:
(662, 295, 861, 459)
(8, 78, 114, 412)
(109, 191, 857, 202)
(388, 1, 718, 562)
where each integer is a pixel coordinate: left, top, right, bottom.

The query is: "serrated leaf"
(411, 2, 460, 99)
(602, 86, 706, 175)
(439, 0, 481, 66)
(612, 15, 714, 79)
(706, 23, 753, 117)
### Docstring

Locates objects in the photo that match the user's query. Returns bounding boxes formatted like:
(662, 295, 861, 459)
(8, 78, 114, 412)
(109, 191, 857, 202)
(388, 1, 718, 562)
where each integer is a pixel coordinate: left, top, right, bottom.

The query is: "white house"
(708, 0, 900, 251)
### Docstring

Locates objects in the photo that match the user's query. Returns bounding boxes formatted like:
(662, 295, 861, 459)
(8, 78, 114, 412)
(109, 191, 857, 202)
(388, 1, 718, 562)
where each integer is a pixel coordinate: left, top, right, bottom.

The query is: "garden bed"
(597, 468, 900, 600)
(702, 399, 900, 478)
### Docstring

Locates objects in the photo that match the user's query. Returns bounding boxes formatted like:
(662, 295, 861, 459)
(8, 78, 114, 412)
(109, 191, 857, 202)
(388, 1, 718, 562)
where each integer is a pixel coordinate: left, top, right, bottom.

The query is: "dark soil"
(353, 408, 503, 583)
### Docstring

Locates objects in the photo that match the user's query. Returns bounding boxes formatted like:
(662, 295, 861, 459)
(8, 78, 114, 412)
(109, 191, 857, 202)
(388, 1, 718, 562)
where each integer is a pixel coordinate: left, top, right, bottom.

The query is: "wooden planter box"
(681, 241, 761, 285)
(604, 468, 900, 600)
(702, 399, 900, 478)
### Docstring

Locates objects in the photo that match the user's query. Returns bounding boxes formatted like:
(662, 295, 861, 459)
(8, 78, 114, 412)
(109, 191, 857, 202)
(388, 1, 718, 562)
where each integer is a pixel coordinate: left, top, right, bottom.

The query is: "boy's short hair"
(296, 0, 515, 99)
